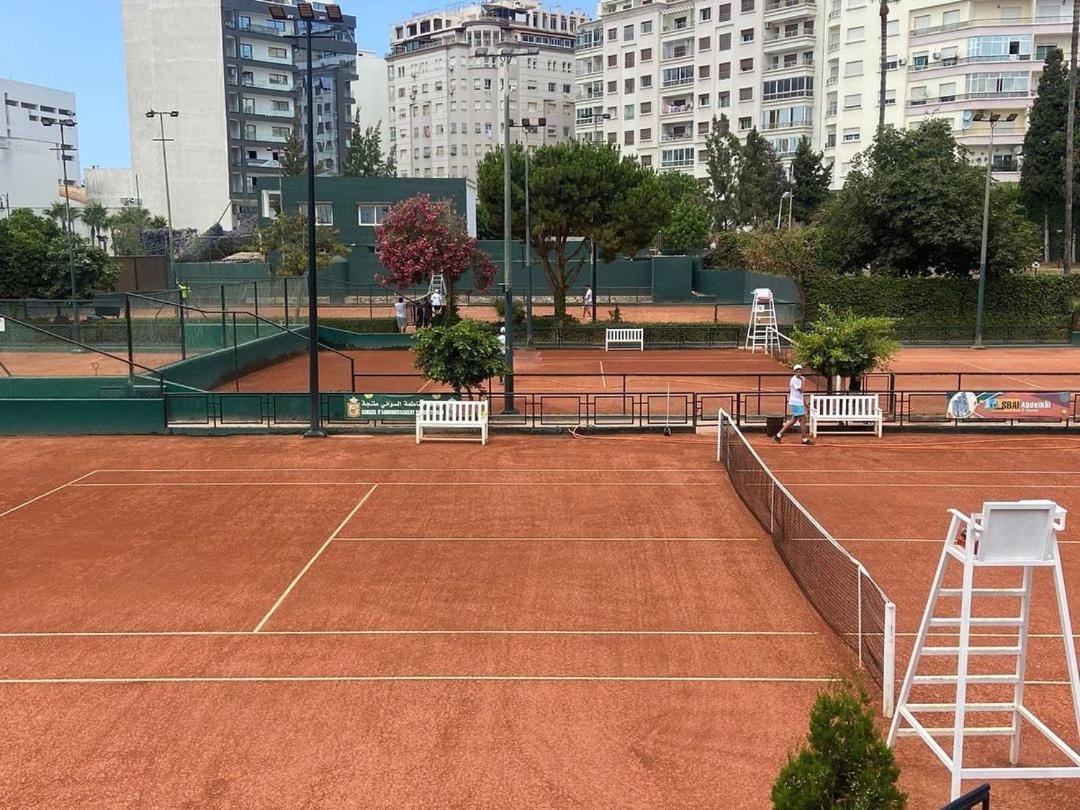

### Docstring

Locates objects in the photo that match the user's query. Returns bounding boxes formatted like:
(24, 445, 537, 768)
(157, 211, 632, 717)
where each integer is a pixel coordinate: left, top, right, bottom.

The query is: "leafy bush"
(514, 319, 745, 346)
(793, 306, 899, 382)
(412, 318, 507, 394)
(772, 681, 906, 809)
(493, 297, 525, 325)
(319, 317, 399, 334)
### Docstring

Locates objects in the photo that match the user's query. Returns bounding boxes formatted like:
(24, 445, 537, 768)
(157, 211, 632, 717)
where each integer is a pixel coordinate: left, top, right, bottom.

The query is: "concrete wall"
(353, 51, 390, 134)
(123, 0, 232, 230)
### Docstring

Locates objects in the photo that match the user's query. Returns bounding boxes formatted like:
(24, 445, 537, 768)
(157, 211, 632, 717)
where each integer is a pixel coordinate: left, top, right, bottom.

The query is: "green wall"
(0, 398, 167, 435)
(157, 328, 310, 391)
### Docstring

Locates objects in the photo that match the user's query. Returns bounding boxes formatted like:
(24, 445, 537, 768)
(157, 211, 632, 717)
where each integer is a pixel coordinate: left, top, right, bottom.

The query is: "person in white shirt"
(394, 297, 408, 333)
(775, 364, 812, 445)
(498, 325, 506, 349)
(582, 286, 593, 318)
(431, 290, 443, 314)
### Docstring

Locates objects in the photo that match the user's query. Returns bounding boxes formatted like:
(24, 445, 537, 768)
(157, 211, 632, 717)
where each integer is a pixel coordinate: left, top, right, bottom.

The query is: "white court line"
(953, 359, 1048, 391)
(789, 483, 1080, 489)
(0, 674, 841, 685)
(417, 378, 434, 393)
(253, 484, 379, 633)
(0, 629, 820, 639)
(71, 482, 729, 488)
(94, 467, 729, 473)
(0, 470, 98, 519)
(773, 469, 1080, 475)
(334, 536, 762, 542)
(838, 537, 1080, 545)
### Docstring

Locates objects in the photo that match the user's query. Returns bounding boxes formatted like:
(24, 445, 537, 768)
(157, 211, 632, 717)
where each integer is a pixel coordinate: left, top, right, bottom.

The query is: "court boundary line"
(253, 484, 379, 633)
(0, 628, 821, 638)
(333, 536, 763, 542)
(71, 482, 731, 488)
(91, 467, 732, 473)
(773, 469, 1080, 475)
(0, 470, 99, 519)
(838, 537, 1080, 545)
(788, 482, 1080, 489)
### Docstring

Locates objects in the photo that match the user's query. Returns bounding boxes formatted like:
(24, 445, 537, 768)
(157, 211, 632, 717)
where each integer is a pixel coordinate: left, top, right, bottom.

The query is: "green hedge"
(319, 316, 399, 334)
(509, 319, 746, 346)
(805, 273, 1080, 341)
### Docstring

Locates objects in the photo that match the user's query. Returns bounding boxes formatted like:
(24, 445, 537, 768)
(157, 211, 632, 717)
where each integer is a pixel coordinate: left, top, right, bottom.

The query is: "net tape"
(716, 409, 896, 715)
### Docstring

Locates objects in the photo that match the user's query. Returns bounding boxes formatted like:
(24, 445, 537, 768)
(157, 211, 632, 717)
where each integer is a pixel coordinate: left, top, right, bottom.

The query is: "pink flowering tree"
(375, 195, 496, 312)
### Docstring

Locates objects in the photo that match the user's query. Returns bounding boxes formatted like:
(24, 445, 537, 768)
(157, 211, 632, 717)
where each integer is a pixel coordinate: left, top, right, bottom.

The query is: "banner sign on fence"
(345, 393, 457, 421)
(946, 391, 1070, 421)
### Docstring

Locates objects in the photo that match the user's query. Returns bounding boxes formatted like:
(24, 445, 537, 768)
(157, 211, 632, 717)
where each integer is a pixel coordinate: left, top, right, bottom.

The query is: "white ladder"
(428, 272, 446, 299)
(888, 501, 1080, 800)
(745, 288, 778, 353)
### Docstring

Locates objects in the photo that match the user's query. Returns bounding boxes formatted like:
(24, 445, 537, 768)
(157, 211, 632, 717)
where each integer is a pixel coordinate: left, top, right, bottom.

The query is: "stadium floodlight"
(296, 2, 315, 20)
(325, 4, 343, 22)
(268, 3, 288, 20)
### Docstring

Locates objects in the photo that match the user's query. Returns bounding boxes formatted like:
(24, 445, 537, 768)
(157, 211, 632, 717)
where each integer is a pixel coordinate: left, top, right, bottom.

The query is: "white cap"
(793, 364, 803, 371)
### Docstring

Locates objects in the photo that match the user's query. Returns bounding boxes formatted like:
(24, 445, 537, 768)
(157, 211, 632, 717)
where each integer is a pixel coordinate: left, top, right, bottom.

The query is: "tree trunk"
(1064, 0, 1079, 274)
(1045, 209, 1051, 262)
(553, 285, 567, 320)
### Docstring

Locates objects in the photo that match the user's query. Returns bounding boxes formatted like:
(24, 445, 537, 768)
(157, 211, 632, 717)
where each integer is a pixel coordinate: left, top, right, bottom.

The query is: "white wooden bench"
(605, 327, 644, 351)
(415, 399, 488, 445)
(809, 394, 883, 438)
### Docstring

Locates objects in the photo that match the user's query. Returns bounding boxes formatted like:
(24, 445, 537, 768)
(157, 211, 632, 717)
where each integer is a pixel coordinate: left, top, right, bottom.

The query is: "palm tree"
(45, 201, 80, 231)
(81, 201, 109, 243)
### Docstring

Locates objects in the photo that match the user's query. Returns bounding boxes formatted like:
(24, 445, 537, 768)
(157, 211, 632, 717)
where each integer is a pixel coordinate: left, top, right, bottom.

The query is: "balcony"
(660, 102, 694, 116)
(660, 157, 694, 168)
(828, 8, 841, 20)
(826, 102, 838, 116)
(764, 0, 817, 22)
(762, 89, 815, 103)
(764, 59, 815, 75)
(761, 119, 812, 131)
(661, 17, 694, 36)
(908, 53, 1033, 74)
(765, 30, 817, 51)
(825, 75, 838, 85)
(661, 74, 695, 88)
(907, 89, 1035, 107)
(661, 40, 695, 62)
(911, 15, 1072, 38)
(661, 130, 694, 142)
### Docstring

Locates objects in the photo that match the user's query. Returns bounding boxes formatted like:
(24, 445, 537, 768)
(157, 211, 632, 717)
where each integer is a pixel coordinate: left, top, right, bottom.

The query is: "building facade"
(386, 1, 589, 180)
(0, 79, 80, 215)
(575, 0, 1075, 187)
(122, 0, 356, 230)
(354, 50, 392, 134)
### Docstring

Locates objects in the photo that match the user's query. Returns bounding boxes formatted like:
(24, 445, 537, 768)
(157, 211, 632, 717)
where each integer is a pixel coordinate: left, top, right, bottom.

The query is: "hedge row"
(507, 319, 747, 346)
(805, 273, 1080, 339)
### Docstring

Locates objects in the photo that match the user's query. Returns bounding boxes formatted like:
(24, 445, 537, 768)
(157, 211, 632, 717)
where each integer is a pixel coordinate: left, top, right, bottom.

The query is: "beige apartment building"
(387, 1, 589, 180)
(577, 0, 1075, 187)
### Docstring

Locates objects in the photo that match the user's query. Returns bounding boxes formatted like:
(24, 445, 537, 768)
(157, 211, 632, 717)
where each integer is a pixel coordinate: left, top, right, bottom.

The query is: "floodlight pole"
(974, 118, 995, 349)
(147, 111, 178, 290)
(45, 118, 80, 344)
(302, 17, 325, 436)
(524, 137, 533, 347)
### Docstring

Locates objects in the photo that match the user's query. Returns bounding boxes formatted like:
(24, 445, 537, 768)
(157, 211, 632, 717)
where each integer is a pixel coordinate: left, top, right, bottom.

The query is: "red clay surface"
(1, 433, 864, 807)
(0, 350, 181, 376)
(754, 432, 1080, 804)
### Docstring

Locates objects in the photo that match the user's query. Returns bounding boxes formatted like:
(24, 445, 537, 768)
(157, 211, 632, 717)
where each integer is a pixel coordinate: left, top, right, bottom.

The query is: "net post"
(178, 293, 187, 360)
(883, 601, 897, 718)
(220, 285, 227, 347)
(857, 566, 864, 668)
(254, 281, 260, 337)
(716, 409, 723, 462)
(124, 294, 135, 385)
(284, 278, 290, 329)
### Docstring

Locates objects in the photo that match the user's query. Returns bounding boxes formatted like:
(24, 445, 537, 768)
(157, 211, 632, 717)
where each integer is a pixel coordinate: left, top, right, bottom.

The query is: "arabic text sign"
(344, 393, 456, 422)
(946, 391, 1070, 421)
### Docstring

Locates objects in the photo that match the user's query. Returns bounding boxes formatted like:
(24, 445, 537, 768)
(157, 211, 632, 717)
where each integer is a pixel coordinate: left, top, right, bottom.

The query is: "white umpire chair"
(888, 500, 1080, 800)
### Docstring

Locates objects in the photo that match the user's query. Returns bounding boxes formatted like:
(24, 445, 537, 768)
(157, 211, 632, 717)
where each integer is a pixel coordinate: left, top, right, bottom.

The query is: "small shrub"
(772, 680, 906, 810)
(493, 297, 525, 325)
(609, 305, 623, 323)
(412, 318, 507, 394)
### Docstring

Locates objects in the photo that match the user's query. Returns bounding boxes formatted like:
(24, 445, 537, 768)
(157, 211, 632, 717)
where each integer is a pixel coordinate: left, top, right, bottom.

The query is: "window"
(739, 87, 753, 101)
(237, 15, 250, 29)
(269, 46, 287, 59)
(640, 101, 652, 114)
(699, 93, 711, 107)
(641, 155, 652, 168)
(243, 97, 255, 113)
(942, 9, 960, 27)
(847, 26, 864, 43)
(762, 76, 814, 100)
(887, 19, 899, 36)
(641, 47, 652, 62)
(738, 116, 751, 130)
(272, 100, 289, 111)
(244, 123, 257, 139)
(842, 127, 860, 143)
(718, 33, 732, 51)
(608, 80, 618, 93)
(548, 82, 556, 91)
(624, 24, 634, 40)
(661, 147, 694, 167)
(741, 28, 754, 43)
(641, 20, 653, 33)
(913, 14, 931, 30)
(1036, 44, 1055, 61)
(966, 71, 1029, 95)
(269, 73, 288, 85)
(309, 203, 333, 225)
(718, 4, 731, 22)
(625, 104, 635, 119)
(358, 203, 392, 226)
(719, 91, 730, 107)
(624, 131, 635, 145)
(698, 121, 710, 134)
(843, 93, 861, 109)
(740, 57, 754, 72)
(607, 54, 617, 67)
(625, 52, 635, 68)
(719, 62, 731, 79)
(762, 105, 813, 129)
(844, 60, 863, 77)
(641, 75, 653, 88)
(239, 43, 252, 59)
(607, 27, 617, 41)
(701, 7, 712, 21)
(699, 36, 711, 51)
(640, 127, 652, 141)
(699, 64, 711, 79)
(271, 125, 290, 139)
(625, 77, 635, 93)
(741, 0, 755, 11)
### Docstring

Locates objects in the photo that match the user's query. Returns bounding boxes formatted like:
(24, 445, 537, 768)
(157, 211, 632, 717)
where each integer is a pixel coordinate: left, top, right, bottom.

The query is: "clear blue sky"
(0, 1, 399, 178)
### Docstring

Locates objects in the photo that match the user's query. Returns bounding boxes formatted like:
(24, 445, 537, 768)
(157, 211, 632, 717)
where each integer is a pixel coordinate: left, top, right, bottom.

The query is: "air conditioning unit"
(932, 51, 941, 59)
(897, 57, 906, 66)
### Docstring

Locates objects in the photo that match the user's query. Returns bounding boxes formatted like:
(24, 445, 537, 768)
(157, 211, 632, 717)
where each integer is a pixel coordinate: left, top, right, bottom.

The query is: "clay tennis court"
(756, 432, 1080, 805)
(0, 350, 181, 377)
(1, 432, 861, 807)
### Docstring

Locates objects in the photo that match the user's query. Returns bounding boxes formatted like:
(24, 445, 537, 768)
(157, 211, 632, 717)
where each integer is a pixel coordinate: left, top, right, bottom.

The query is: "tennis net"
(717, 409, 896, 716)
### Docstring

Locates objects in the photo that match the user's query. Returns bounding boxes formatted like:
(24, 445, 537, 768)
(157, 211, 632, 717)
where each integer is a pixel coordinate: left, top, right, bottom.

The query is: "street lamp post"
(476, 45, 539, 414)
(270, 1, 345, 436)
(512, 117, 543, 348)
(41, 117, 80, 344)
(972, 111, 1017, 348)
(145, 110, 179, 289)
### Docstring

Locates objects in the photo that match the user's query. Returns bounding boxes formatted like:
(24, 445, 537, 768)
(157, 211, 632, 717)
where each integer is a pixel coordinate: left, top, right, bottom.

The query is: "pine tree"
(1020, 47, 1068, 261)
(704, 114, 741, 229)
(342, 112, 395, 176)
(791, 136, 832, 224)
(279, 119, 308, 177)
(736, 128, 786, 228)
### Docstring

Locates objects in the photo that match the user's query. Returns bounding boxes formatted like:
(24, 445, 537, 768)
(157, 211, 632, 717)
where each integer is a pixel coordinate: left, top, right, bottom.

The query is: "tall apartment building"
(578, 0, 1075, 187)
(122, 0, 356, 229)
(387, 1, 589, 181)
(0, 79, 80, 214)
(354, 50, 391, 133)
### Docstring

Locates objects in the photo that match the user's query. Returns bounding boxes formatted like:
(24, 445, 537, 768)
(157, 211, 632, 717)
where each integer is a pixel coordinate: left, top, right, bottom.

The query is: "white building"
(122, 0, 357, 229)
(84, 167, 142, 213)
(0, 78, 80, 216)
(387, 1, 589, 180)
(577, 0, 1076, 188)
(353, 50, 391, 134)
